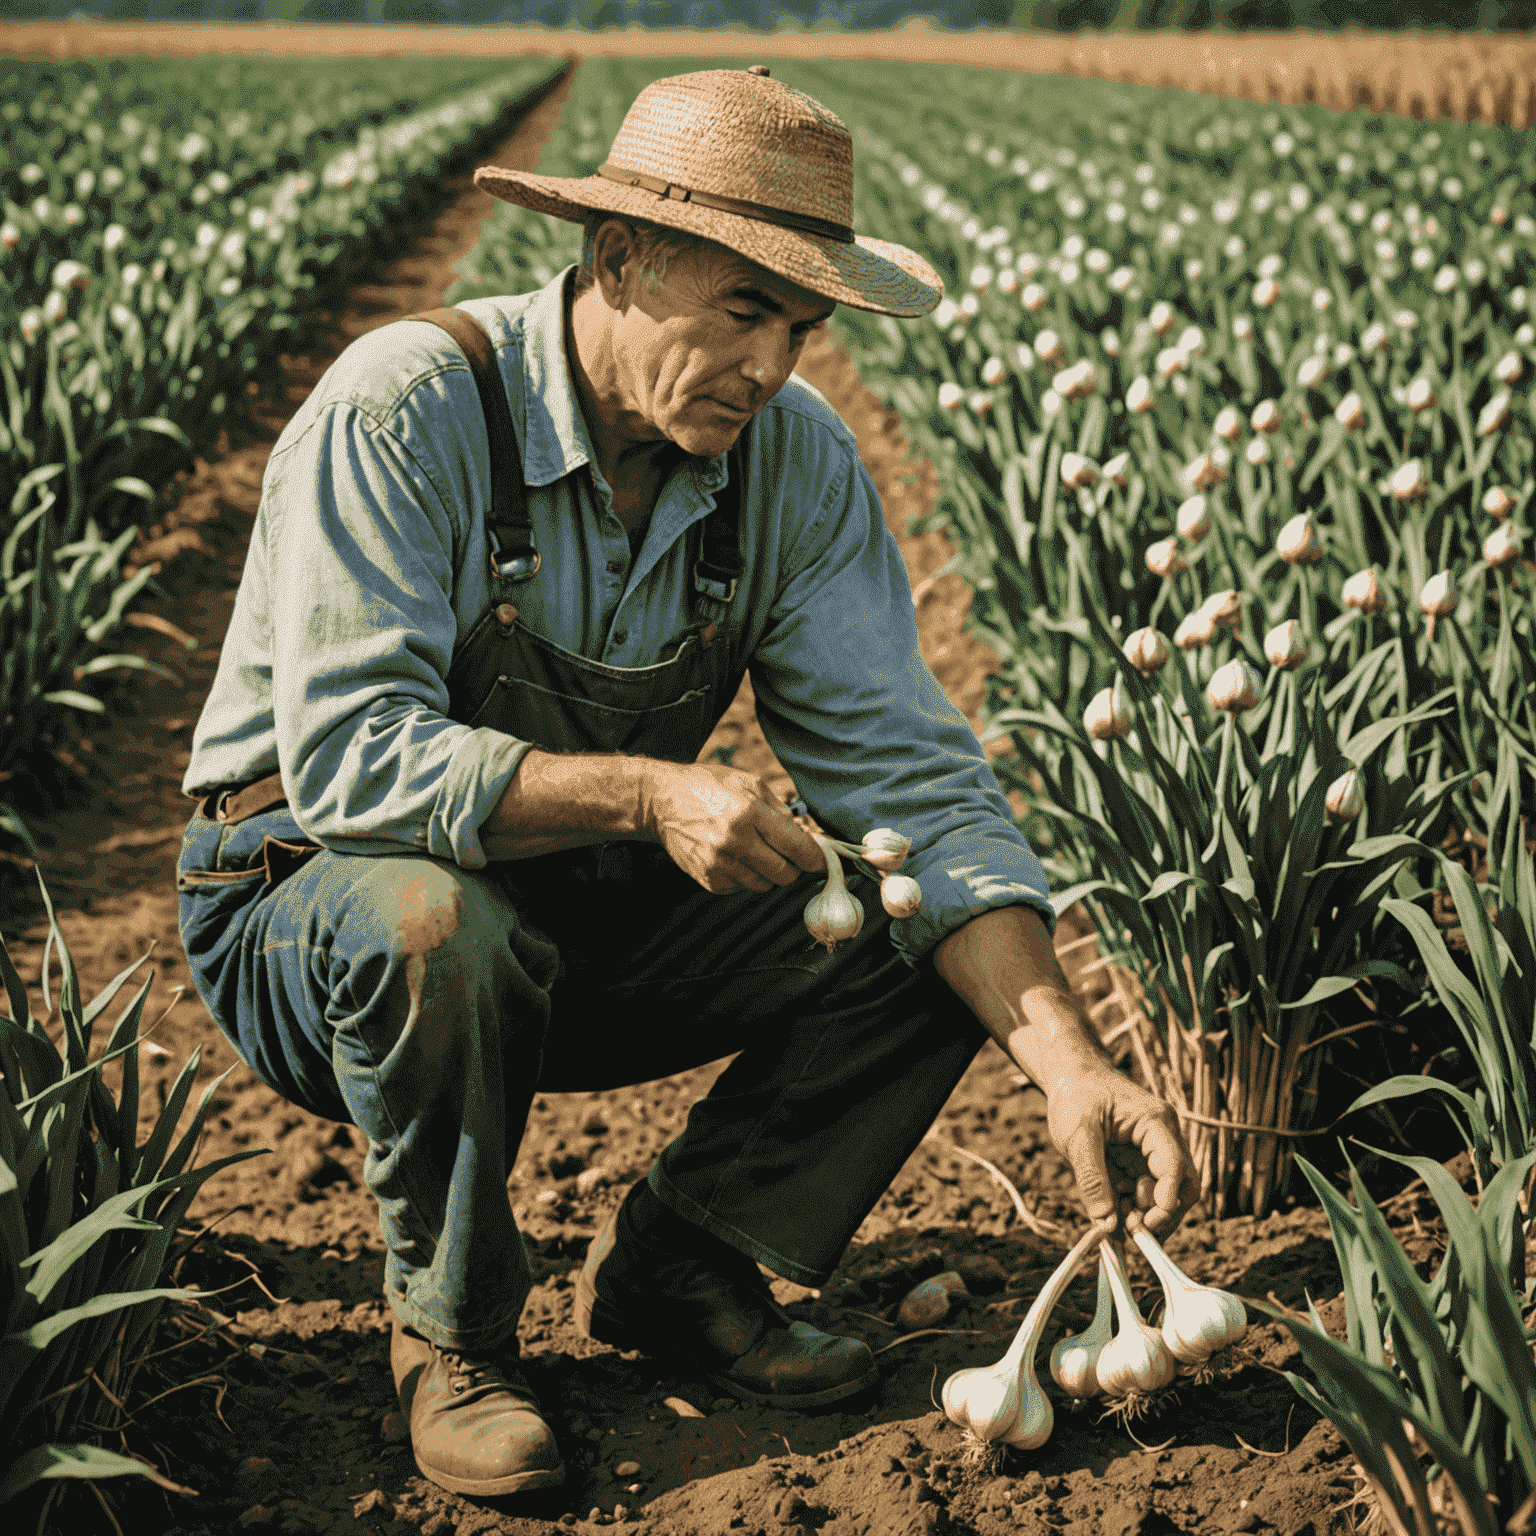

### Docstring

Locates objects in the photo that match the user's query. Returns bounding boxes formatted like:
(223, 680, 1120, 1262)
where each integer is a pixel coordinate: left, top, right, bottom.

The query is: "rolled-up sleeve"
(266, 399, 531, 868)
(747, 439, 1054, 969)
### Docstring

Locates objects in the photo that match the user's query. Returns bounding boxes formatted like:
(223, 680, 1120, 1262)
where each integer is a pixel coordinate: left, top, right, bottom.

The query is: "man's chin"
(669, 417, 749, 459)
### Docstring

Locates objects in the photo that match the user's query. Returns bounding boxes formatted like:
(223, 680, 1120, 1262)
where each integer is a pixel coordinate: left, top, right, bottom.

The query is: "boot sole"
(581, 1283, 881, 1410)
(412, 1455, 566, 1498)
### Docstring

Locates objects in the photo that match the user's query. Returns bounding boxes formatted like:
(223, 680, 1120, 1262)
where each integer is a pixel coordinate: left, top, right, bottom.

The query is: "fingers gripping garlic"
(803, 837, 864, 954)
(942, 1218, 1113, 1449)
(1131, 1228, 1247, 1366)
(1094, 1240, 1176, 1399)
(1050, 1254, 1113, 1399)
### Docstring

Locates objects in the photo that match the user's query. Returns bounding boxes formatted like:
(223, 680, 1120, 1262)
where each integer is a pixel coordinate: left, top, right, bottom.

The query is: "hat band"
(596, 162, 854, 245)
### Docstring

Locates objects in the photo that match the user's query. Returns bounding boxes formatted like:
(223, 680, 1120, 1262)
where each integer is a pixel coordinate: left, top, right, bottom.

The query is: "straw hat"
(473, 67, 943, 319)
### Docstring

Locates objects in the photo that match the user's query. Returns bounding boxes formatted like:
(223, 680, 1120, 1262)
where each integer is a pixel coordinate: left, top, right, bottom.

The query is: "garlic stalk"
(1093, 1240, 1176, 1400)
(942, 1217, 1113, 1450)
(1049, 1255, 1113, 1400)
(1130, 1228, 1247, 1367)
(803, 837, 863, 954)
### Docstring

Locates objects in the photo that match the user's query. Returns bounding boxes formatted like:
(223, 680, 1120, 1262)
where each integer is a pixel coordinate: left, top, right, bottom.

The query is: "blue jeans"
(177, 799, 987, 1354)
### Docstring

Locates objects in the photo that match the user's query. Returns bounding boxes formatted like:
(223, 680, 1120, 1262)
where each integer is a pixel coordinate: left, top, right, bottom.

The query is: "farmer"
(177, 67, 1199, 1500)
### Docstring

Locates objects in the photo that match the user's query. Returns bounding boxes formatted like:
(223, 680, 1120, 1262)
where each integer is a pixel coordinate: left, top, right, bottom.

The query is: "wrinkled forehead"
(694, 242, 837, 323)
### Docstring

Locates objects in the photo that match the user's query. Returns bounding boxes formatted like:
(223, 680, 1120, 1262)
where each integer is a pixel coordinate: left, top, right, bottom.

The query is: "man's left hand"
(1044, 1064, 1199, 1238)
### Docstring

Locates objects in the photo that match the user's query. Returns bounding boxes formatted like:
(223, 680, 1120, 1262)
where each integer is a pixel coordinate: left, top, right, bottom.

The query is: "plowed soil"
(0, 37, 1465, 1536)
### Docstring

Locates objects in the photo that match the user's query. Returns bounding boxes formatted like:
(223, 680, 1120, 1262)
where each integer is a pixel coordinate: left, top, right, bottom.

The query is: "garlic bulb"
(804, 838, 863, 954)
(1174, 609, 1216, 652)
(1094, 1240, 1176, 1398)
(1250, 399, 1282, 433)
(1390, 458, 1427, 500)
(1406, 376, 1436, 412)
(1199, 590, 1242, 633)
(1183, 453, 1221, 492)
(1245, 436, 1270, 467)
(1061, 452, 1099, 490)
(879, 874, 923, 919)
(1049, 1255, 1113, 1399)
(1325, 768, 1365, 821)
(1263, 620, 1308, 670)
(1213, 406, 1243, 442)
(1482, 486, 1516, 520)
(1477, 390, 1511, 437)
(1084, 676, 1135, 741)
(1175, 494, 1210, 541)
(1206, 659, 1263, 714)
(1126, 376, 1154, 414)
(1419, 570, 1459, 617)
(1335, 391, 1365, 431)
(1276, 512, 1323, 565)
(942, 1218, 1112, 1449)
(1130, 1228, 1247, 1367)
(860, 828, 912, 873)
(1485, 524, 1522, 570)
(1122, 627, 1170, 673)
(1145, 537, 1187, 579)
(1341, 568, 1387, 613)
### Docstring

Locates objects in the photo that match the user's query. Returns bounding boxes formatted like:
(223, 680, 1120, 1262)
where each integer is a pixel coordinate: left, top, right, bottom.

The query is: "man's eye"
(728, 310, 756, 322)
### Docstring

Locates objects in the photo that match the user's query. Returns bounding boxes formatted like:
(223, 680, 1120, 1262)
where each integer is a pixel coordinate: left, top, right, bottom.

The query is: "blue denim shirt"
(184, 268, 1053, 966)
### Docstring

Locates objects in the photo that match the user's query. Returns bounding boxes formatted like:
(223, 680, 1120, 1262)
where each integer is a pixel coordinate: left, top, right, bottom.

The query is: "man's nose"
(739, 326, 795, 394)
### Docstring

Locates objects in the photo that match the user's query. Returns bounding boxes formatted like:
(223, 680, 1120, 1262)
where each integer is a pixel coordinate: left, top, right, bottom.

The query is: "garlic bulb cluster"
(802, 826, 921, 951)
(942, 1218, 1114, 1451)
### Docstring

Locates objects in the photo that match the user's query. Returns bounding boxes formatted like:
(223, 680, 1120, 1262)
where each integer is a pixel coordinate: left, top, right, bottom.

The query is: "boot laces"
(436, 1346, 500, 1396)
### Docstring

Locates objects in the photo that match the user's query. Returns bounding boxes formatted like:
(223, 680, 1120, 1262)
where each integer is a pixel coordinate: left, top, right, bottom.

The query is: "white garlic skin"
(1095, 1240, 1176, 1395)
(999, 1382, 1054, 1450)
(879, 874, 923, 919)
(941, 1357, 1024, 1441)
(1049, 1257, 1113, 1398)
(860, 828, 911, 873)
(804, 886, 863, 953)
(1130, 1228, 1247, 1365)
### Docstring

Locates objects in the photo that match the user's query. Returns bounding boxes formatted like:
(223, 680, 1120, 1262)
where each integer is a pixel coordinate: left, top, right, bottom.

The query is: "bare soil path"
(1, 39, 1472, 1536)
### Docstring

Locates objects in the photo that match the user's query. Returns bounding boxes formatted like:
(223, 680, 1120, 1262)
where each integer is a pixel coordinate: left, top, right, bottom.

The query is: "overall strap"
(403, 307, 539, 583)
(693, 426, 748, 611)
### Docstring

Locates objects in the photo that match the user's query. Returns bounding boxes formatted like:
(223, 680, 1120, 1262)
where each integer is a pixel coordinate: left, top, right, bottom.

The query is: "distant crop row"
(0, 53, 562, 840)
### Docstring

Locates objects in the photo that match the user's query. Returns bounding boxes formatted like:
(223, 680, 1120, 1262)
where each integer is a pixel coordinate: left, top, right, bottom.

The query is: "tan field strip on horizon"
(3, 18, 1536, 127)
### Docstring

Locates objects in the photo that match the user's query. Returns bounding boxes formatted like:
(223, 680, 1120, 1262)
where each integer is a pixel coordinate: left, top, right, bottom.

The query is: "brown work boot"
(575, 1183, 878, 1410)
(391, 1319, 564, 1497)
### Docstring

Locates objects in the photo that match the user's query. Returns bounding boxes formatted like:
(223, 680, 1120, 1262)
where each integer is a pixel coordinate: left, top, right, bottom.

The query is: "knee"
(391, 862, 470, 961)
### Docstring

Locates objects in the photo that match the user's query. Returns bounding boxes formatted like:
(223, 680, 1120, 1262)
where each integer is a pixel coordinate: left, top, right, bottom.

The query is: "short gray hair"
(573, 212, 712, 296)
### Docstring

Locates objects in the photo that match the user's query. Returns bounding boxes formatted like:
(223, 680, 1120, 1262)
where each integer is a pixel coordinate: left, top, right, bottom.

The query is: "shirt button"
(606, 560, 623, 574)
(613, 629, 628, 644)
(495, 604, 518, 626)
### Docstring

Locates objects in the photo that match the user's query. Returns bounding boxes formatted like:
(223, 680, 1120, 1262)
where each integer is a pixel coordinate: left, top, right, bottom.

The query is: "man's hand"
(1044, 1063, 1199, 1238)
(932, 904, 1199, 1238)
(638, 761, 826, 895)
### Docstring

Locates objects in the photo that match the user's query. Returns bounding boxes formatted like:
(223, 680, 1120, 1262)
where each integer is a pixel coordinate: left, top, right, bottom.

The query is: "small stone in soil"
(614, 1460, 641, 1477)
(379, 1411, 409, 1443)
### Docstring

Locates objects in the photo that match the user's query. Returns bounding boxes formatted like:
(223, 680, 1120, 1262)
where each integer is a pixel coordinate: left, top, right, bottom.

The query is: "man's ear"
(591, 219, 638, 310)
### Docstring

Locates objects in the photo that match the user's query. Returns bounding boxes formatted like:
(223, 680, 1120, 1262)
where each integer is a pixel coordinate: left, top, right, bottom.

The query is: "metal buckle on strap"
(490, 547, 540, 582)
(692, 562, 736, 603)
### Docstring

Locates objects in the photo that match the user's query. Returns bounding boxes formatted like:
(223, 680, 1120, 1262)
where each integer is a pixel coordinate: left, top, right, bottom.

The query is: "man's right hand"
(638, 761, 827, 895)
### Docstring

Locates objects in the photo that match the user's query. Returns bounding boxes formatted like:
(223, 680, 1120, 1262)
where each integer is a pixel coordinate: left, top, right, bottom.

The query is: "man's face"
(605, 237, 836, 458)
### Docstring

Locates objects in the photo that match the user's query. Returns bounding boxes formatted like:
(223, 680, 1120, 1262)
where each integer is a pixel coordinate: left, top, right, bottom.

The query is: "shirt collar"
(518, 266, 730, 496)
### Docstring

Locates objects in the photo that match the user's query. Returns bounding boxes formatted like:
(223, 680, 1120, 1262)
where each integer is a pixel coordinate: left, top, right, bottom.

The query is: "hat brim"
(473, 165, 943, 320)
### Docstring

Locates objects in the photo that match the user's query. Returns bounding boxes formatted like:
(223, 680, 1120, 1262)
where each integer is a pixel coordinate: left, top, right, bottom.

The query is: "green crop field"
(4, 48, 1536, 1536)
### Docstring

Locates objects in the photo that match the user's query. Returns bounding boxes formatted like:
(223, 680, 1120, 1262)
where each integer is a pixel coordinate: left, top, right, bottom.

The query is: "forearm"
(930, 905, 1110, 1092)
(482, 748, 653, 862)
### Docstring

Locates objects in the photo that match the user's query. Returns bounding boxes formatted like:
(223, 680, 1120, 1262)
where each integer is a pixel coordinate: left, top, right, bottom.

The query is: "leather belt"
(206, 771, 288, 825)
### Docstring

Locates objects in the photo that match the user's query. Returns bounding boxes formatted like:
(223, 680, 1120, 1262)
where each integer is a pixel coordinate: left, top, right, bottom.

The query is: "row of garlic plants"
(799, 62, 1536, 1219)
(802, 65, 1536, 1528)
(0, 55, 564, 842)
